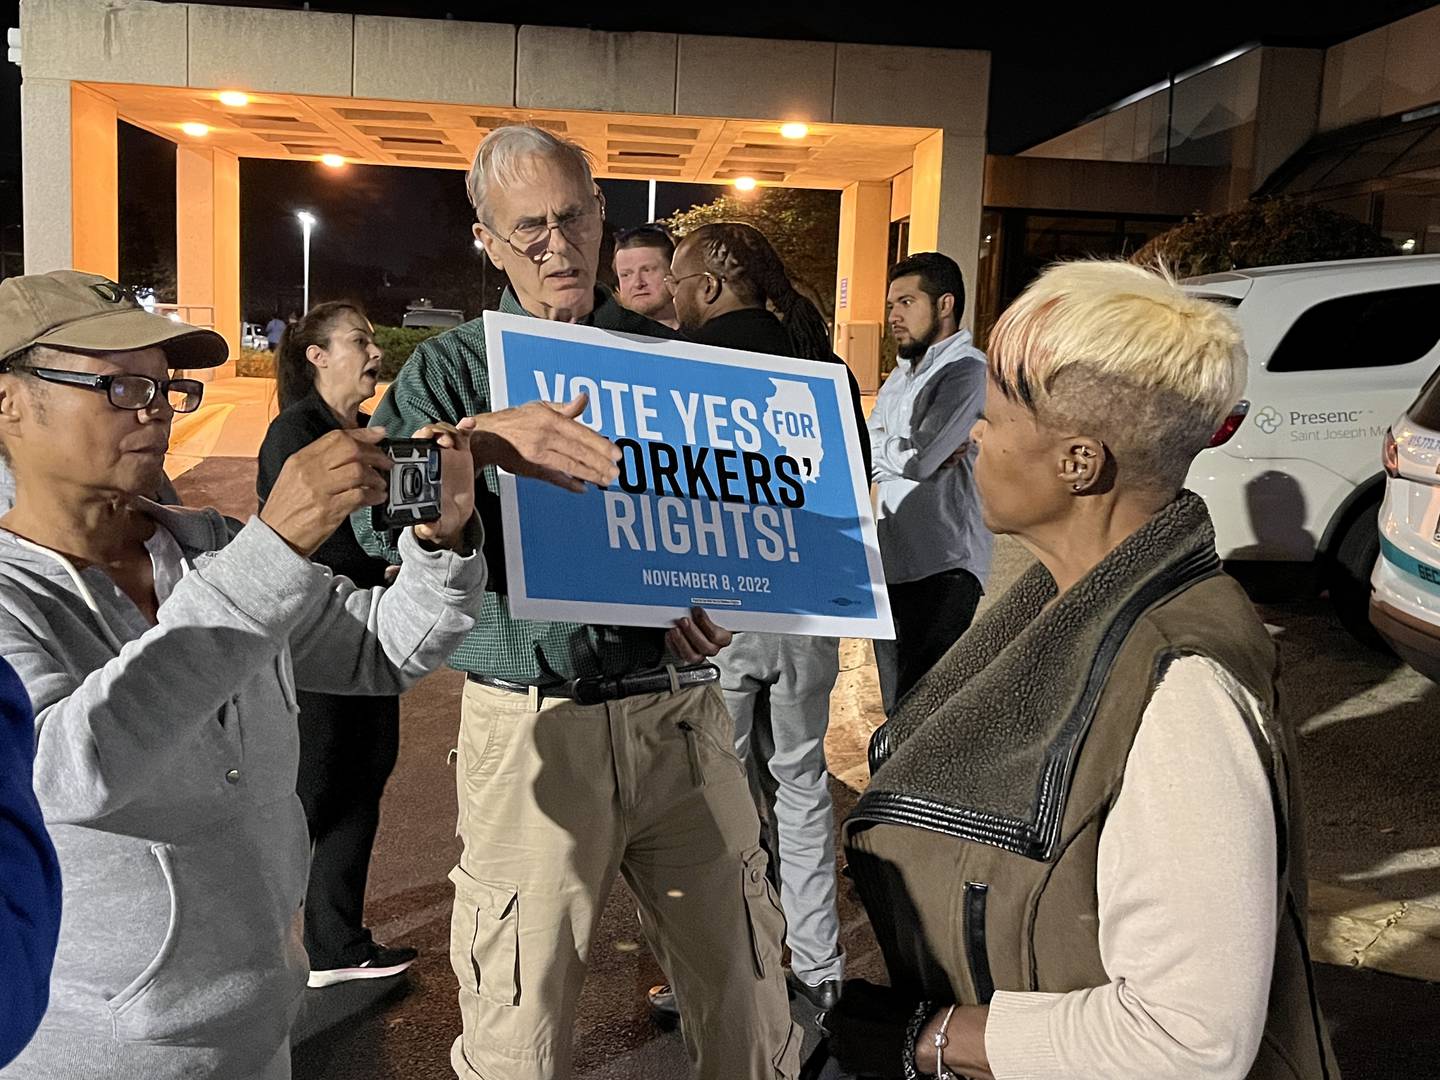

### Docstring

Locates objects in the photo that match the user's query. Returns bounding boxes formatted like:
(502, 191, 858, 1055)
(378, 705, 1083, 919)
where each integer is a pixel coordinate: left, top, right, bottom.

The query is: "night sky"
(3, 1, 1437, 312)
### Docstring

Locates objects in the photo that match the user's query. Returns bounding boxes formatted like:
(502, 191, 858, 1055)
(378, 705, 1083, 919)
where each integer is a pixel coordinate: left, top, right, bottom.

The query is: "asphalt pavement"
(171, 455, 1440, 1079)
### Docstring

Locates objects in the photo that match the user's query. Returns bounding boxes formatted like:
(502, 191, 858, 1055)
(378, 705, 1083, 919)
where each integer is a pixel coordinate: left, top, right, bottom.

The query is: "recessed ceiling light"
(218, 91, 249, 108)
(181, 122, 210, 138)
(321, 154, 346, 168)
(780, 122, 809, 139)
(734, 176, 757, 191)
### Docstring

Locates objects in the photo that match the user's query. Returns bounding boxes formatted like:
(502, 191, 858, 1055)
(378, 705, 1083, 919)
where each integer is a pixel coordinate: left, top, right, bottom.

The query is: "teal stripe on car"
(1379, 536, 1440, 596)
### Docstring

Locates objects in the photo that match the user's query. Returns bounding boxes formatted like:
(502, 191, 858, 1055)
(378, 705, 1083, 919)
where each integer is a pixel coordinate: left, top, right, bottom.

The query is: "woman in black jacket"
(256, 302, 415, 987)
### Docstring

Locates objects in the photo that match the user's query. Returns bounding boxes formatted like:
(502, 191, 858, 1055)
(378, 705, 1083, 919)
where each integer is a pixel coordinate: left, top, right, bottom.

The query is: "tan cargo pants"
(448, 678, 802, 1080)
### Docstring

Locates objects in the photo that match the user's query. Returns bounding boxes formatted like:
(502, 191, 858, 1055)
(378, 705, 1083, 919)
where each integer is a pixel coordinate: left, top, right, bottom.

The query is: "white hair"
(989, 259, 1249, 492)
(465, 125, 595, 223)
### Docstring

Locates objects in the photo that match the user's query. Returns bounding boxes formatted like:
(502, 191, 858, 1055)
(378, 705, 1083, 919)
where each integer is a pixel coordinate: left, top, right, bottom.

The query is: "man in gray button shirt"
(870, 252, 993, 712)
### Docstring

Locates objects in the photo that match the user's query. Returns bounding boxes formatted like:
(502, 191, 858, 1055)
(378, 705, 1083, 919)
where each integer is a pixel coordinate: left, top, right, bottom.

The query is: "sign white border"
(484, 311, 893, 638)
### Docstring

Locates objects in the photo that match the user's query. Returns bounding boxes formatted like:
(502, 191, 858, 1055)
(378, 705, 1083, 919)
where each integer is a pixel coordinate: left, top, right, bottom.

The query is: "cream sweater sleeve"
(984, 655, 1278, 1080)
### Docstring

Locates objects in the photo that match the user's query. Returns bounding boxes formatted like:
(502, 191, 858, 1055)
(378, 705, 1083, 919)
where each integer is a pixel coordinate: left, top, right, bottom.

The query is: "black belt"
(466, 663, 719, 706)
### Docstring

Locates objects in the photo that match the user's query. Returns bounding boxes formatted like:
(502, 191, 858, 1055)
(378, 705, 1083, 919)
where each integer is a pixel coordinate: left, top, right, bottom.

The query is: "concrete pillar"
(176, 146, 240, 379)
(833, 180, 891, 393)
(20, 79, 118, 277)
(908, 130, 986, 332)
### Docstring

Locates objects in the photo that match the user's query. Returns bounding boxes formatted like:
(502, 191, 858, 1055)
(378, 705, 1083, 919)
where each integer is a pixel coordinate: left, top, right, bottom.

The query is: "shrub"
(1131, 199, 1396, 278)
(235, 348, 275, 378)
(233, 327, 446, 382)
(373, 325, 447, 380)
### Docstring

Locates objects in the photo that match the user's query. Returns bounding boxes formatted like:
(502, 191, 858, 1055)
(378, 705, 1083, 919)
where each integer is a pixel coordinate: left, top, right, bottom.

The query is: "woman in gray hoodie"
(0, 271, 617, 1080)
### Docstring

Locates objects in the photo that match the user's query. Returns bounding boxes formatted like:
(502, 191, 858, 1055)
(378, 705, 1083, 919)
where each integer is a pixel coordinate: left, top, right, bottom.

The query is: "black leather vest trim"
(852, 545, 1222, 861)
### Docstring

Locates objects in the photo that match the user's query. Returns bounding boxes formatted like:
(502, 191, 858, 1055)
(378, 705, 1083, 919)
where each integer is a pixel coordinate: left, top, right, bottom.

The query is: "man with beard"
(870, 252, 992, 712)
(613, 224, 680, 330)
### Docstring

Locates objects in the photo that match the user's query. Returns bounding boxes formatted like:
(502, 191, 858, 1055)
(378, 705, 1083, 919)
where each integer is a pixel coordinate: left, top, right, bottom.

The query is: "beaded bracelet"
(901, 999, 934, 1080)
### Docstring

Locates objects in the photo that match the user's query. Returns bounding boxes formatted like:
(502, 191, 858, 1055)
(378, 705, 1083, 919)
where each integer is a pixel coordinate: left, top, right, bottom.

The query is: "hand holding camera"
(260, 427, 393, 556)
(408, 418, 477, 552)
(466, 394, 621, 492)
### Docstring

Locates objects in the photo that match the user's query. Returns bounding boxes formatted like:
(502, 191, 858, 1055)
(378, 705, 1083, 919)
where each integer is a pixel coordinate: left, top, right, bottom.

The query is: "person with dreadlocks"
(645, 221, 872, 1024)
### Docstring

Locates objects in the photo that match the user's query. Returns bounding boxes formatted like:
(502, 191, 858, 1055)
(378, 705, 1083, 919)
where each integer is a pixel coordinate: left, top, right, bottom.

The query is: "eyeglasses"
(489, 192, 606, 264)
(2, 364, 205, 413)
(662, 270, 723, 294)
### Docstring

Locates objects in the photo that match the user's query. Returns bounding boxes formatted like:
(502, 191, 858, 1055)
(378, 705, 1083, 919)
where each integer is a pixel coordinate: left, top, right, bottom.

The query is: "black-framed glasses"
(2, 364, 204, 413)
(489, 192, 606, 264)
(663, 270, 722, 294)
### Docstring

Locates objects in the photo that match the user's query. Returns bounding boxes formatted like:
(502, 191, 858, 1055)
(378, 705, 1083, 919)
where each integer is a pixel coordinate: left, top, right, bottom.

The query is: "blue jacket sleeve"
(0, 657, 61, 1068)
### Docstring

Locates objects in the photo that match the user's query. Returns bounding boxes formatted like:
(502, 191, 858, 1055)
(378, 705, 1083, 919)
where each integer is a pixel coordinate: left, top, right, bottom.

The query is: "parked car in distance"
(1181, 254, 1440, 643)
(241, 322, 269, 351)
(1371, 371, 1440, 681)
(401, 306, 464, 330)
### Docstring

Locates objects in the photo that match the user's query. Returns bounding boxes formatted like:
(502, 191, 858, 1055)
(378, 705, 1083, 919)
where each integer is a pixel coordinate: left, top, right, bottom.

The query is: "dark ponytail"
(275, 301, 366, 411)
(688, 222, 834, 363)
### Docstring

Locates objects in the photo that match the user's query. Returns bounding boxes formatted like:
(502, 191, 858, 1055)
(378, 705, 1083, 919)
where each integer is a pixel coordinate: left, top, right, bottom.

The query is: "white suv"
(1371, 376, 1440, 681)
(1181, 254, 1440, 641)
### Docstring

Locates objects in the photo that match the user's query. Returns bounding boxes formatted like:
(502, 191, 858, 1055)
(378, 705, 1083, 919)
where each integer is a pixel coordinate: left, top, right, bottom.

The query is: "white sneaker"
(307, 945, 417, 988)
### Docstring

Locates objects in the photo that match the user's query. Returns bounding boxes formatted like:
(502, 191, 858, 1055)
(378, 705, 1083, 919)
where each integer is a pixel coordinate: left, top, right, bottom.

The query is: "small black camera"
(371, 437, 442, 532)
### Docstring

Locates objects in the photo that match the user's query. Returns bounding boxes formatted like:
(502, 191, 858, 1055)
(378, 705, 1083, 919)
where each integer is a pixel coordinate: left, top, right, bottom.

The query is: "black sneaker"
(307, 944, 418, 989)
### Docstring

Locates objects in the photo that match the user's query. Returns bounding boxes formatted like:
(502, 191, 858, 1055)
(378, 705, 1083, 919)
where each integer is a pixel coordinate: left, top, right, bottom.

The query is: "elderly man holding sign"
(354, 126, 798, 1080)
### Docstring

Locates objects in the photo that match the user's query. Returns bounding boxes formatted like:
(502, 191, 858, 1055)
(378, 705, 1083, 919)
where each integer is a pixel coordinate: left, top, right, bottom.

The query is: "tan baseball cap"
(0, 270, 229, 369)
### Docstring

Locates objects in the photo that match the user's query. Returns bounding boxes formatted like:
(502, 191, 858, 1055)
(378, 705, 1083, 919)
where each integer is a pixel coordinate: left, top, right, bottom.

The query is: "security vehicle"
(1181, 254, 1440, 642)
(1370, 373, 1440, 681)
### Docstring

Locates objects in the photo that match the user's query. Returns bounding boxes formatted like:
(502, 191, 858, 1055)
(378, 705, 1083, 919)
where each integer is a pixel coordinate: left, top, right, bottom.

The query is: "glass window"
(1312, 193, 1376, 227)
(1317, 132, 1428, 190)
(1378, 190, 1440, 254)
(1268, 285, 1440, 373)
(1385, 126, 1440, 177)
(1277, 149, 1348, 194)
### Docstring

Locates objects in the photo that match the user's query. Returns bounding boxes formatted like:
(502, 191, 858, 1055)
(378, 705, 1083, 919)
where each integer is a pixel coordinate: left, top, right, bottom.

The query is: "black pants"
(295, 689, 401, 968)
(875, 568, 983, 714)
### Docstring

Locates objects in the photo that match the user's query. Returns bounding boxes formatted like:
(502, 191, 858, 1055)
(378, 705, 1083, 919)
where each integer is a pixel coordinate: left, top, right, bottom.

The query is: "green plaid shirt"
(354, 287, 677, 682)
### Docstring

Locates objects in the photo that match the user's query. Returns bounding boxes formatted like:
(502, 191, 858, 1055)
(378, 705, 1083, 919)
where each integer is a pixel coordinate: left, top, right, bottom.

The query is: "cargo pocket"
(448, 865, 520, 1007)
(772, 1019, 804, 1078)
(964, 881, 995, 1005)
(740, 845, 785, 980)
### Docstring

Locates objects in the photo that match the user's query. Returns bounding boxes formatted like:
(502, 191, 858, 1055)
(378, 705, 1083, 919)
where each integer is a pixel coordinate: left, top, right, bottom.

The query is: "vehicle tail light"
(1383, 428, 1399, 477)
(1209, 400, 1250, 447)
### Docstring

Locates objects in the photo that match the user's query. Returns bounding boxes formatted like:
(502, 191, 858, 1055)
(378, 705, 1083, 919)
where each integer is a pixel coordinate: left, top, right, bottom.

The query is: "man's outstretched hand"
(467, 394, 620, 492)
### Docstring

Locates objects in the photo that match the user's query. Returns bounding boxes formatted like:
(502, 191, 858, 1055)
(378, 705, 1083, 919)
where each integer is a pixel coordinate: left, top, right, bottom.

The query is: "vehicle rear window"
(1409, 365, 1440, 430)
(1267, 284, 1440, 373)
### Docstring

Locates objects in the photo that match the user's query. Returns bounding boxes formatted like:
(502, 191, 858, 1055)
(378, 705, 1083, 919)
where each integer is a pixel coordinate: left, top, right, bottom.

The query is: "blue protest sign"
(485, 313, 893, 638)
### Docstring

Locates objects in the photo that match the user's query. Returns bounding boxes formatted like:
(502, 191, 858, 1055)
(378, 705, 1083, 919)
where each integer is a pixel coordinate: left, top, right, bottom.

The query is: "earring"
(1072, 481, 1084, 491)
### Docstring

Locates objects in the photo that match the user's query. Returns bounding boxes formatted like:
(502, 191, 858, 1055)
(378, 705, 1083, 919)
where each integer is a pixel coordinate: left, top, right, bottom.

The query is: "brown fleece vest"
(845, 493, 1338, 1080)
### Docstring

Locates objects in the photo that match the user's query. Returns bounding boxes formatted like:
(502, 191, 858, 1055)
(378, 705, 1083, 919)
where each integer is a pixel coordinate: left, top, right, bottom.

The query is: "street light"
(297, 211, 316, 313)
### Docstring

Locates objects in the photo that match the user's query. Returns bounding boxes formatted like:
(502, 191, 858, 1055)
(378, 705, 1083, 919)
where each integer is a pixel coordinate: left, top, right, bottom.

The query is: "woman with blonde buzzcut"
(823, 260, 1339, 1080)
